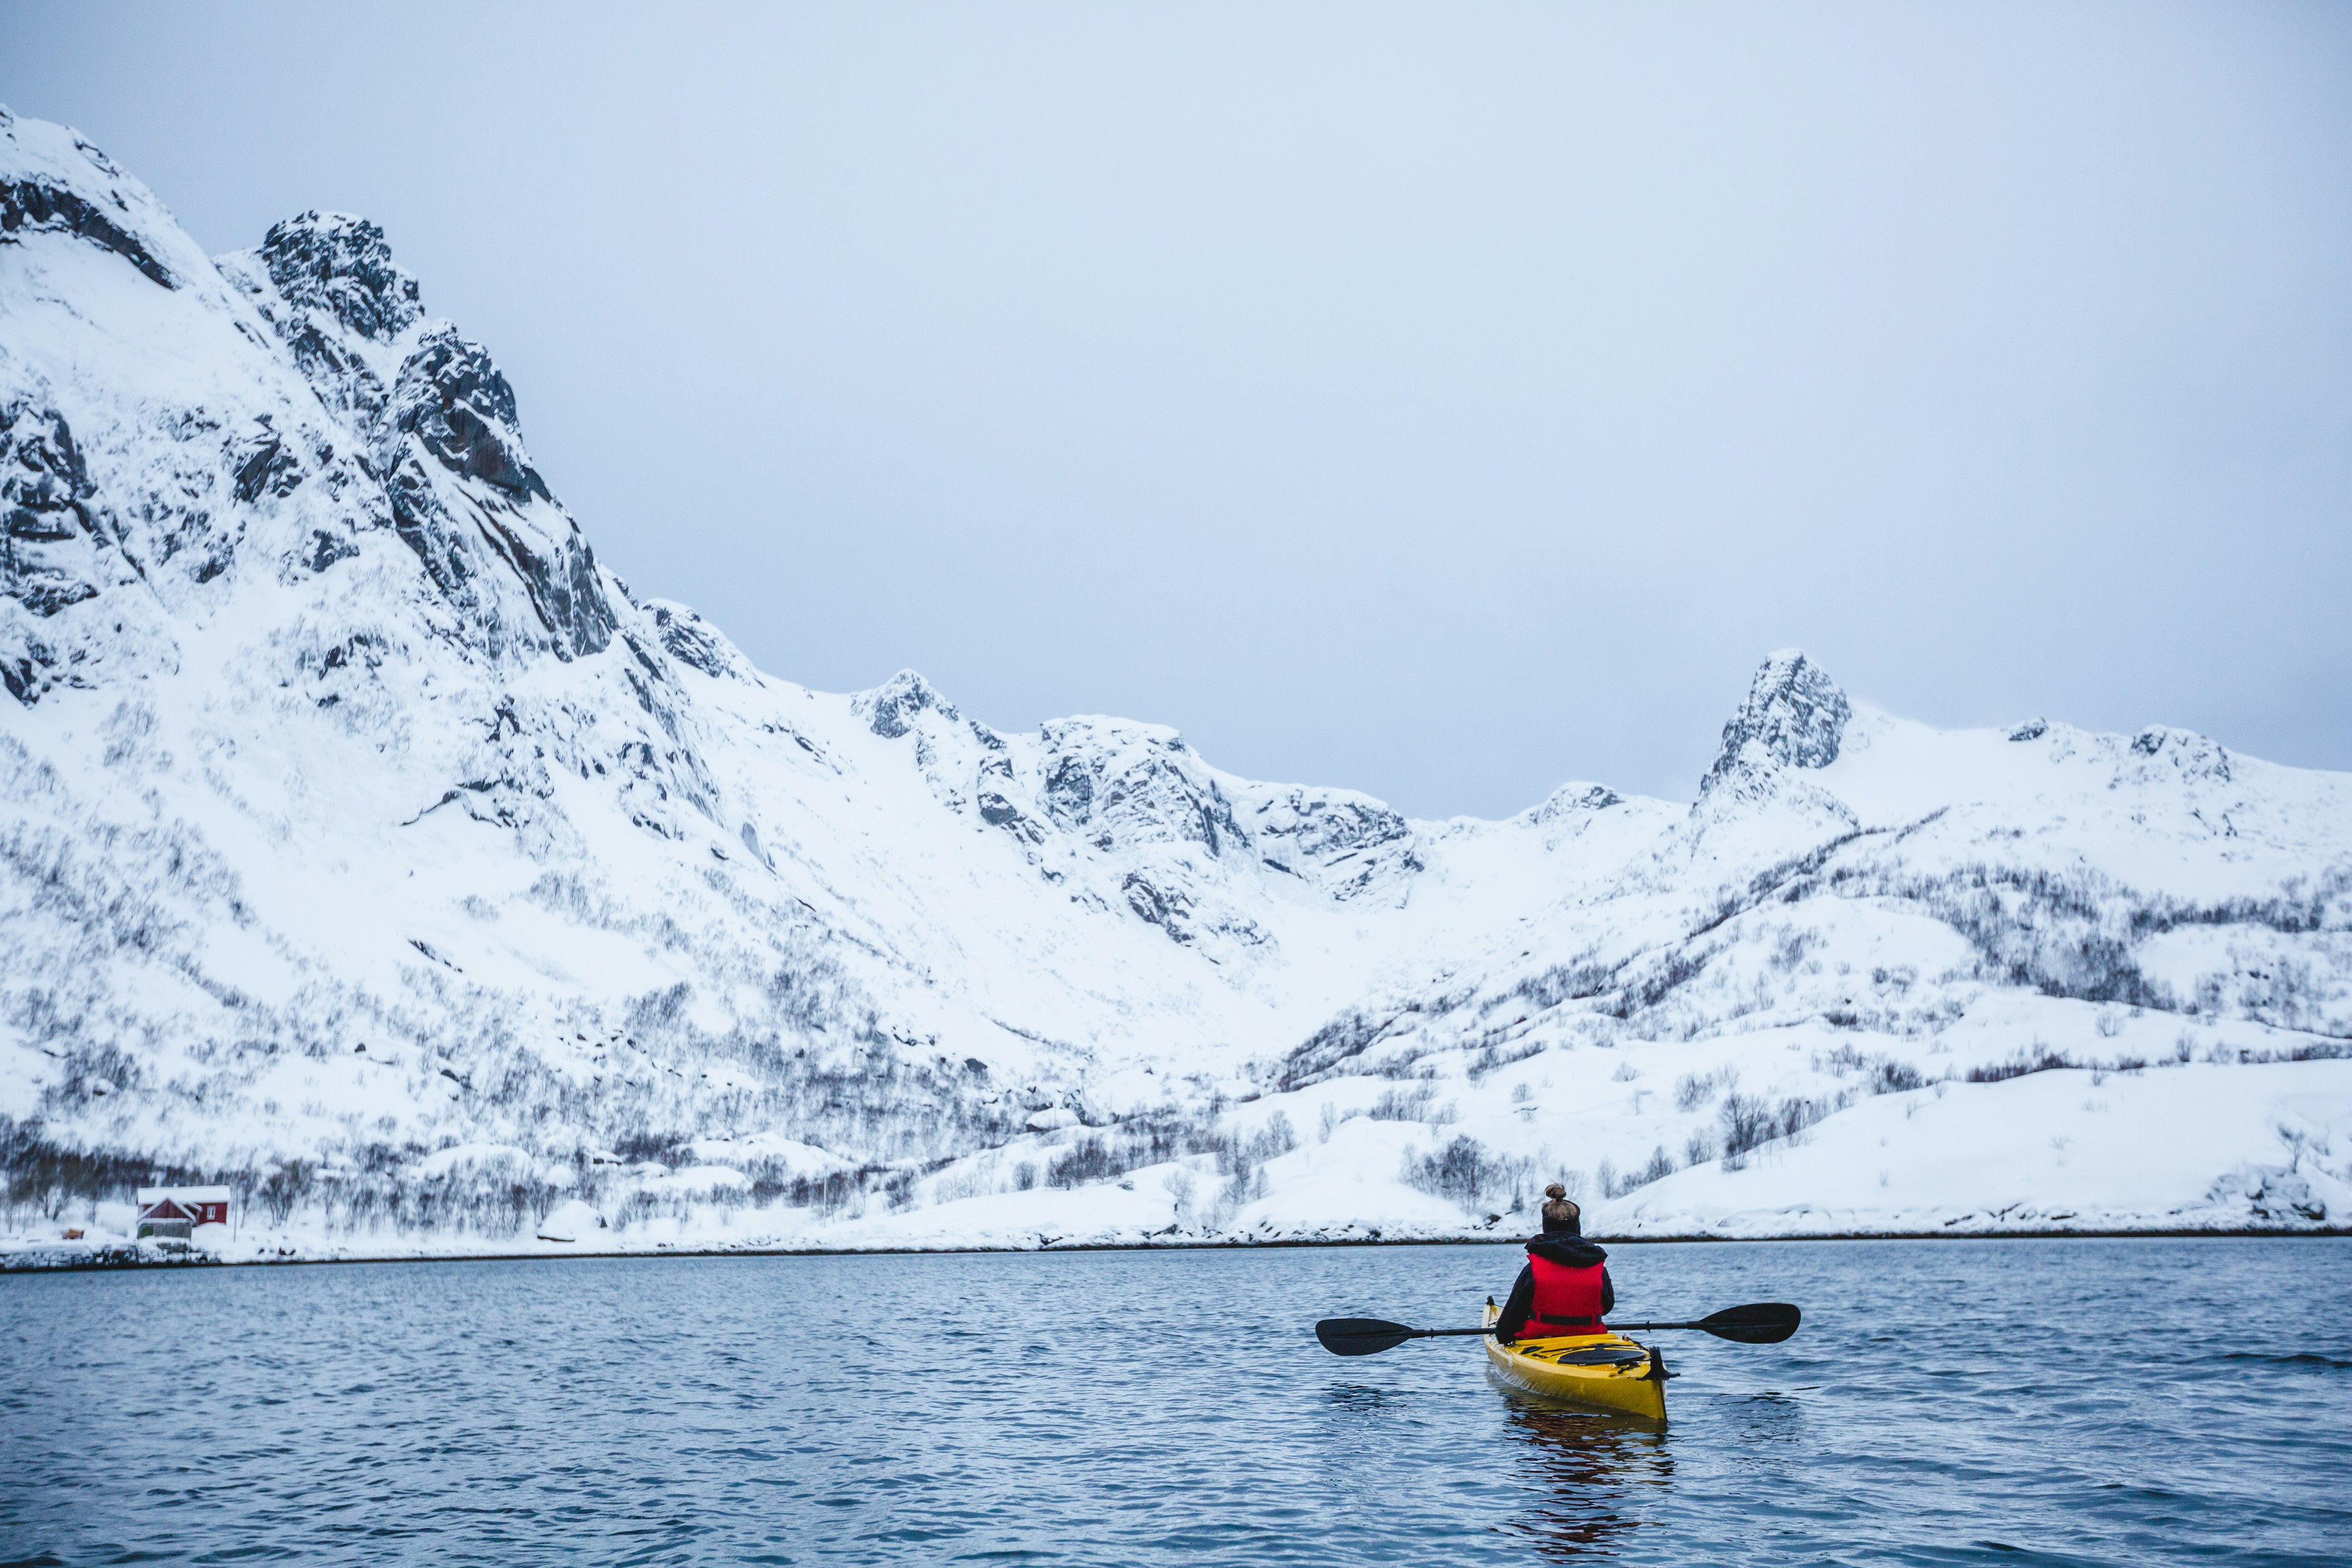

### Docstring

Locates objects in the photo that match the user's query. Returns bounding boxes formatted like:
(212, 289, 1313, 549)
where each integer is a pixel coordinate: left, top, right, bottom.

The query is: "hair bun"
(1544, 1182, 1566, 1200)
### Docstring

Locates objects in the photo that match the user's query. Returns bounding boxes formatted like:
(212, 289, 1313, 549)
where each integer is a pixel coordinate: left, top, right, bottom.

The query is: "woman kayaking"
(1315, 1184, 1794, 1424)
(1316, 1185, 1793, 1424)
(1493, 1183, 1615, 1343)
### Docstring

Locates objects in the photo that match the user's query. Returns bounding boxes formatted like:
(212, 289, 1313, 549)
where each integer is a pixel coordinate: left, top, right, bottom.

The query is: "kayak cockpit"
(1481, 1301, 1668, 1423)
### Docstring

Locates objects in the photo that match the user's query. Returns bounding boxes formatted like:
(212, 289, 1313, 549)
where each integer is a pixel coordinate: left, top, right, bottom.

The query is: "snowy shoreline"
(9, 1224, 2348, 1275)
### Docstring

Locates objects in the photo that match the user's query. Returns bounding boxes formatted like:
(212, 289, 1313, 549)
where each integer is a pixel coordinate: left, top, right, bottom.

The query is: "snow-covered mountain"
(3, 107, 2346, 1263)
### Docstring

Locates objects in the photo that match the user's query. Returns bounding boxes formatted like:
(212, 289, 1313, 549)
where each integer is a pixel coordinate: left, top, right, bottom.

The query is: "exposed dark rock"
(387, 459, 616, 660)
(1036, 721, 1246, 858)
(1251, 790, 1411, 861)
(0, 646, 40, 704)
(11, 576, 97, 616)
(2124, 726, 2233, 786)
(273, 318, 389, 424)
(1703, 650, 1852, 794)
(228, 421, 301, 503)
(858, 671, 957, 739)
(391, 326, 551, 502)
(0, 625, 94, 706)
(0, 177, 174, 288)
(2009, 719, 2049, 742)
(1526, 783, 1624, 824)
(1119, 869, 1269, 949)
(381, 330, 614, 660)
(308, 633, 384, 680)
(652, 604, 737, 679)
(2, 402, 92, 543)
(1241, 786, 1419, 899)
(255, 211, 421, 342)
(1121, 872, 1193, 940)
(1041, 752, 1095, 827)
(306, 529, 358, 573)
(978, 792, 1046, 846)
(2, 402, 106, 632)
(972, 750, 1046, 846)
(386, 455, 477, 597)
(535, 546, 612, 659)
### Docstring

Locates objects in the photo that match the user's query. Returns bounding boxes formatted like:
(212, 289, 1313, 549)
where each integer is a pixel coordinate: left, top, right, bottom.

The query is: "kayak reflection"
(1498, 1398, 1673, 1559)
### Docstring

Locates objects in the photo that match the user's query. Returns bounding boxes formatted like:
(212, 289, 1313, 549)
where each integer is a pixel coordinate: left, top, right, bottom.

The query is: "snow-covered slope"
(3, 108, 2346, 1264)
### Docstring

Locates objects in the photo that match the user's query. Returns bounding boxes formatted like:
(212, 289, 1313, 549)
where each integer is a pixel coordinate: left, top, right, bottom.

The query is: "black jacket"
(1495, 1235, 1614, 1342)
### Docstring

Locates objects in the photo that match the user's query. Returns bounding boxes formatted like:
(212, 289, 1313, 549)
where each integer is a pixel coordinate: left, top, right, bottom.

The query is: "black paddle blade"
(1316, 1317, 1416, 1356)
(1697, 1303, 1802, 1344)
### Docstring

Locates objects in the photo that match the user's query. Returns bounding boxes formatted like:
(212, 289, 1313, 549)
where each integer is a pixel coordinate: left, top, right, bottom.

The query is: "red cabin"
(135, 1186, 231, 1245)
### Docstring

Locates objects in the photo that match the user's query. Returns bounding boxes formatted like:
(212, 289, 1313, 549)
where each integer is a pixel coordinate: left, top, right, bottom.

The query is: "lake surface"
(4, 1238, 2348, 1565)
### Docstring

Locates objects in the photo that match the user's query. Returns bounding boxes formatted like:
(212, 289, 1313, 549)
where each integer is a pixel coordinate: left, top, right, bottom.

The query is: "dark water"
(4, 1239, 2348, 1566)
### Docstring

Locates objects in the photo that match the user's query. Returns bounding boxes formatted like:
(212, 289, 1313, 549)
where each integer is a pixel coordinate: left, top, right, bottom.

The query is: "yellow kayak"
(1482, 1300, 1668, 1423)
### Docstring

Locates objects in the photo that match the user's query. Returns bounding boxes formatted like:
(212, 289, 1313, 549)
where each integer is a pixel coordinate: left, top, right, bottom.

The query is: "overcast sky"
(6, 4, 2348, 815)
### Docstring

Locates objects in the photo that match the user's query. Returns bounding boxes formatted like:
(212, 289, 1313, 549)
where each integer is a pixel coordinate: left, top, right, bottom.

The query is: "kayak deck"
(1482, 1301, 1668, 1423)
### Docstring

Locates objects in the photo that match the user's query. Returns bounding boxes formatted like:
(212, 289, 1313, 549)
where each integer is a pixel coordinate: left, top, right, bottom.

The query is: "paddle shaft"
(1394, 1319, 1744, 1336)
(1609, 1319, 1727, 1332)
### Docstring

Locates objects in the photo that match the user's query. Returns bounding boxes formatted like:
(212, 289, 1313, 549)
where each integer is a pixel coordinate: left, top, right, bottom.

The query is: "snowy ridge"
(2, 108, 2348, 1267)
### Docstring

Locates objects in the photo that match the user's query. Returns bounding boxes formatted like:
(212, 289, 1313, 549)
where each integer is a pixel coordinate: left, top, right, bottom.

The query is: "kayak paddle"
(1316, 1318, 1496, 1355)
(1314, 1301, 1800, 1356)
(1608, 1303, 1801, 1344)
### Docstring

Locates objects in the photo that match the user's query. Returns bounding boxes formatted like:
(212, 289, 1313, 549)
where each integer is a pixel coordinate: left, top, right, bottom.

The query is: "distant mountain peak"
(2125, 725, 2233, 786)
(650, 601, 755, 682)
(1523, 782, 1624, 824)
(856, 669, 959, 737)
(1702, 649, 1852, 795)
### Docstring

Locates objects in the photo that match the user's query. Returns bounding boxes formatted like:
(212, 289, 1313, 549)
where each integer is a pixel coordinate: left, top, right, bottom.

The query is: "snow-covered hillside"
(3, 107, 2347, 1265)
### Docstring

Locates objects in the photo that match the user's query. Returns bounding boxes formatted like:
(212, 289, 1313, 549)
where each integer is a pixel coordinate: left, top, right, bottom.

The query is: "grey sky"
(7, 3, 2348, 816)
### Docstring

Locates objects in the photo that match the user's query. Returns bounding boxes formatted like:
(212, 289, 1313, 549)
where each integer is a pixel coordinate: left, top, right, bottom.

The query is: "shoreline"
(6, 1224, 2346, 1273)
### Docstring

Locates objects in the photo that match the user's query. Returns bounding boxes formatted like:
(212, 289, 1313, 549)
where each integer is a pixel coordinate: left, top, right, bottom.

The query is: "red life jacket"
(1525, 1251, 1608, 1337)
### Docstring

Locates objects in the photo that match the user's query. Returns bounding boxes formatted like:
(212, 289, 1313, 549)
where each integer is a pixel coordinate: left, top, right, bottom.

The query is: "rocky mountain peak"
(856, 670, 959, 738)
(1033, 718, 1249, 870)
(1523, 782, 1624, 824)
(2124, 725, 2234, 788)
(255, 211, 422, 343)
(650, 601, 754, 682)
(1702, 649, 1851, 794)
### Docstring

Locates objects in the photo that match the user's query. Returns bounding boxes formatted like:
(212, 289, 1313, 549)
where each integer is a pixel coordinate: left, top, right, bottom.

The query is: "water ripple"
(2, 1238, 2346, 1564)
